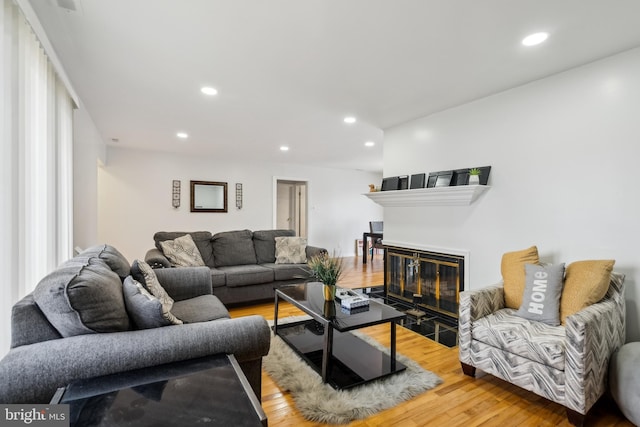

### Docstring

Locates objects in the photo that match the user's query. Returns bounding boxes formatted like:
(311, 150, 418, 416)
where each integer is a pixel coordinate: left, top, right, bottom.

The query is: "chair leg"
(461, 362, 476, 377)
(566, 408, 585, 427)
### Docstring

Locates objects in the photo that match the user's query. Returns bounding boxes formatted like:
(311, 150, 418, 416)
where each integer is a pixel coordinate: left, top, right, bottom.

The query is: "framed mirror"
(190, 181, 228, 212)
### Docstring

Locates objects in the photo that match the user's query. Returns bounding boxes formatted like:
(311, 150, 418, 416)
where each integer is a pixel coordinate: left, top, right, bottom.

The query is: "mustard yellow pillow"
(501, 246, 539, 309)
(560, 260, 614, 324)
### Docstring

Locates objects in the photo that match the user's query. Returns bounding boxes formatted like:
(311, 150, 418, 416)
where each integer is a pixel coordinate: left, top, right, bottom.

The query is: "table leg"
(390, 321, 397, 371)
(363, 232, 369, 264)
(273, 293, 279, 334)
(322, 323, 333, 383)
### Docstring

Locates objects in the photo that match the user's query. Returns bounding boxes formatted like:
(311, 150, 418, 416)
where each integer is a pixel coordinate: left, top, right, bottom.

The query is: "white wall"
(384, 48, 640, 341)
(73, 107, 106, 251)
(98, 146, 383, 262)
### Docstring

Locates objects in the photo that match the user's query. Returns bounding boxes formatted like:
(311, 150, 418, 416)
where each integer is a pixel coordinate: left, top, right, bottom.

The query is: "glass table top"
(276, 282, 406, 332)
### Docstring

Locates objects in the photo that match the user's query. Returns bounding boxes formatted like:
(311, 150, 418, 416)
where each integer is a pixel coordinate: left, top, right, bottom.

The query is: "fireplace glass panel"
(387, 255, 402, 296)
(403, 258, 419, 299)
(420, 261, 437, 307)
(439, 264, 459, 314)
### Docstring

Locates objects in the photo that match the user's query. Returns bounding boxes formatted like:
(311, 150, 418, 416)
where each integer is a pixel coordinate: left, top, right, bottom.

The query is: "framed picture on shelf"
(410, 173, 426, 189)
(426, 170, 453, 188)
(381, 176, 400, 191)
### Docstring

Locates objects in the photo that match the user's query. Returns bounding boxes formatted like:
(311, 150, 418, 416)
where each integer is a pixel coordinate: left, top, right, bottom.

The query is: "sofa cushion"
(123, 276, 177, 329)
(253, 229, 295, 264)
(33, 258, 131, 337)
(501, 246, 539, 309)
(262, 263, 311, 281)
(472, 308, 566, 371)
(159, 234, 206, 267)
(560, 259, 615, 324)
(217, 265, 274, 287)
(212, 229, 257, 267)
(130, 260, 183, 325)
(275, 236, 308, 264)
(154, 231, 215, 268)
(80, 244, 131, 280)
(171, 295, 230, 323)
(516, 263, 565, 326)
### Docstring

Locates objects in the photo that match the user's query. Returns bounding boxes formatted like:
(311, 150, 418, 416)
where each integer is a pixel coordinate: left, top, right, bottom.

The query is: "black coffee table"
(274, 282, 407, 390)
(51, 354, 267, 427)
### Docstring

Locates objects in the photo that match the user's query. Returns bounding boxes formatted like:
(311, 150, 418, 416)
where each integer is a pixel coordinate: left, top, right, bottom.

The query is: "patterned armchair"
(459, 272, 625, 426)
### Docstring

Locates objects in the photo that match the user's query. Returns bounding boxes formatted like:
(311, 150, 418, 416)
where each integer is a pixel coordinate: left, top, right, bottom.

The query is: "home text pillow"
(123, 276, 177, 329)
(501, 246, 539, 309)
(159, 234, 206, 267)
(275, 236, 308, 264)
(516, 263, 565, 326)
(130, 260, 182, 325)
(560, 259, 615, 324)
(33, 258, 131, 337)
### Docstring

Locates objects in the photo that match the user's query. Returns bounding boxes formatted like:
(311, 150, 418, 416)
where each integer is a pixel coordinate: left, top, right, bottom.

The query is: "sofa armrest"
(154, 266, 213, 301)
(145, 248, 171, 269)
(564, 272, 626, 414)
(459, 284, 504, 365)
(306, 245, 327, 259)
(0, 315, 270, 404)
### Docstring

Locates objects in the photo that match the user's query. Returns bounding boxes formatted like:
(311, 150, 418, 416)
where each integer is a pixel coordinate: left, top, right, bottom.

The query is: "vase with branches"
(307, 252, 344, 300)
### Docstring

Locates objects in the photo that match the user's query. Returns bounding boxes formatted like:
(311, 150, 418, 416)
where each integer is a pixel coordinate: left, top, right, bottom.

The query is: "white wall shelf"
(363, 185, 490, 207)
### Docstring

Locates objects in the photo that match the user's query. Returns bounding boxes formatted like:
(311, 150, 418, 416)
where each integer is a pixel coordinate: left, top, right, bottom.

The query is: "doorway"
(275, 179, 308, 237)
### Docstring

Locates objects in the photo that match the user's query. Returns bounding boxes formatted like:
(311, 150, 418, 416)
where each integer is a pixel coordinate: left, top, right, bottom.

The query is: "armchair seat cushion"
(172, 295, 230, 323)
(472, 308, 566, 370)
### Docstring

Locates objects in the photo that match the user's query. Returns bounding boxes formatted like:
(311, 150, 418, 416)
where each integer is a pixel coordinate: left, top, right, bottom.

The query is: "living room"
(2, 0, 640, 425)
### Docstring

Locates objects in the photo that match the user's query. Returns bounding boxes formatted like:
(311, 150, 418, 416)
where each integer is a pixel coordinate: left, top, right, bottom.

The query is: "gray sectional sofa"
(145, 229, 327, 305)
(0, 244, 270, 404)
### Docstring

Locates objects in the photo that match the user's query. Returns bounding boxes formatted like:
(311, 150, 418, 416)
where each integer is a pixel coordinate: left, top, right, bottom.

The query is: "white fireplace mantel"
(363, 185, 490, 207)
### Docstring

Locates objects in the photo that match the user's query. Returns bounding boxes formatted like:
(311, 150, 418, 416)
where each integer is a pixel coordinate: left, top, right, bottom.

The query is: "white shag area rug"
(264, 317, 442, 424)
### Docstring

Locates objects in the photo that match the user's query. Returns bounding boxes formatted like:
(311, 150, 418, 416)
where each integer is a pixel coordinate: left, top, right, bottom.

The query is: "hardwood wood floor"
(229, 255, 631, 426)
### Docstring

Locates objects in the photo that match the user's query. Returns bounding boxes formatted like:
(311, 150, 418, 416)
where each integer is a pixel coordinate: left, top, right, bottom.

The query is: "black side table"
(51, 354, 267, 427)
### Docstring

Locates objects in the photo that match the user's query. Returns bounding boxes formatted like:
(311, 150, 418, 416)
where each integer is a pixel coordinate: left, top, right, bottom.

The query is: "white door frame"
(273, 176, 309, 235)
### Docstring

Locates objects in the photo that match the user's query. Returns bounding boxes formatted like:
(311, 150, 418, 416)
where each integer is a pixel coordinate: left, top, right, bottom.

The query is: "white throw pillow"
(159, 234, 205, 267)
(132, 260, 182, 325)
(274, 236, 307, 264)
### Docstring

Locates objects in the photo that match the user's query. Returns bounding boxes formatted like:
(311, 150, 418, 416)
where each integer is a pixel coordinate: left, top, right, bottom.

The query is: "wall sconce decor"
(172, 180, 181, 208)
(236, 183, 243, 209)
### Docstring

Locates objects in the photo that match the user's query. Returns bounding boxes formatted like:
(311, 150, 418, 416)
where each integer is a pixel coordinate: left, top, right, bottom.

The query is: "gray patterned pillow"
(123, 276, 176, 329)
(131, 260, 182, 325)
(516, 263, 565, 326)
(275, 236, 307, 264)
(159, 234, 205, 267)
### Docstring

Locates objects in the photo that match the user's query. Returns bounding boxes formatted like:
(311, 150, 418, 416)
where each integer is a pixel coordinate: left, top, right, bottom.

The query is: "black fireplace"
(384, 246, 464, 322)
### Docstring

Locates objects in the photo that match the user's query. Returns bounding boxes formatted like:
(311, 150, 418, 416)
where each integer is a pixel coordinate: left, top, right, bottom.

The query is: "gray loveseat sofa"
(145, 229, 326, 305)
(0, 244, 270, 404)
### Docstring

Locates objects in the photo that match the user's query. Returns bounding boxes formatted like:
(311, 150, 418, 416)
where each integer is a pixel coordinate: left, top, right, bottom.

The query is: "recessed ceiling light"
(364, 141, 375, 147)
(176, 132, 188, 139)
(280, 146, 289, 151)
(344, 116, 356, 124)
(522, 32, 549, 47)
(201, 86, 218, 96)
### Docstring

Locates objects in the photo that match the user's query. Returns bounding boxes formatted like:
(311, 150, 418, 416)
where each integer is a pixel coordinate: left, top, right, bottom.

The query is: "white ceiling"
(29, 0, 640, 172)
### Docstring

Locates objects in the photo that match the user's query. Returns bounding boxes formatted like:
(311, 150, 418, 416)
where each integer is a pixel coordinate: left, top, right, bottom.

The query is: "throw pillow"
(159, 234, 206, 267)
(253, 229, 295, 264)
(123, 276, 178, 329)
(80, 244, 131, 280)
(501, 246, 539, 309)
(275, 236, 308, 264)
(130, 260, 182, 325)
(515, 263, 565, 326)
(33, 258, 131, 337)
(560, 259, 615, 324)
